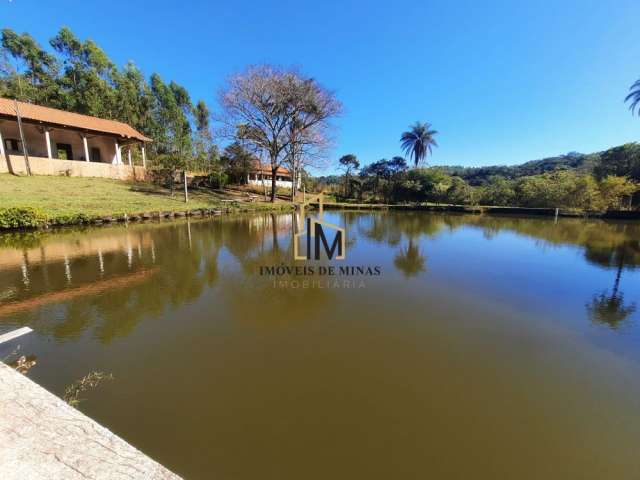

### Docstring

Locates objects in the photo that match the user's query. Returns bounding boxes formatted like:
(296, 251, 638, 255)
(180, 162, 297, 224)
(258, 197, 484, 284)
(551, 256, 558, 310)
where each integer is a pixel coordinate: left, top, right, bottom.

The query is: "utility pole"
(14, 99, 31, 176)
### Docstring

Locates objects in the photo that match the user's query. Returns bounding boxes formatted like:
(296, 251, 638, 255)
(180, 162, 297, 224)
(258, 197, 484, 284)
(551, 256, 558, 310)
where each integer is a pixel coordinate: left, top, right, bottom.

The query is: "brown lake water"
(1, 211, 640, 479)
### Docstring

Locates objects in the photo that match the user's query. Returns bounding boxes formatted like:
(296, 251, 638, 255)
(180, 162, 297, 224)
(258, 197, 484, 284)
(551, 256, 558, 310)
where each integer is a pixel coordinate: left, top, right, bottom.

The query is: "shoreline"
(313, 201, 640, 219)
(0, 203, 295, 232)
(1, 200, 639, 233)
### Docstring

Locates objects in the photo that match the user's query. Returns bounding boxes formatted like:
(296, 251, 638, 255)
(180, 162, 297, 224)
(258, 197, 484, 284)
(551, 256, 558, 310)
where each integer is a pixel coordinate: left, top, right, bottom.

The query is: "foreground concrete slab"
(0, 327, 32, 345)
(0, 362, 181, 479)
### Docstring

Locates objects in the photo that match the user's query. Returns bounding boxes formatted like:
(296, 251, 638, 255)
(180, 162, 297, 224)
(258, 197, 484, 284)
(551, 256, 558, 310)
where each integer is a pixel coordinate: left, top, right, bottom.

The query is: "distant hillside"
(440, 151, 601, 186)
(314, 143, 640, 186)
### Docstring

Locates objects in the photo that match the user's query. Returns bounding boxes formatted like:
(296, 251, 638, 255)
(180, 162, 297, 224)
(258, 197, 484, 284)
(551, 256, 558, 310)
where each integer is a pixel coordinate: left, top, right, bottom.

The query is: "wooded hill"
(317, 143, 639, 186)
(440, 151, 599, 185)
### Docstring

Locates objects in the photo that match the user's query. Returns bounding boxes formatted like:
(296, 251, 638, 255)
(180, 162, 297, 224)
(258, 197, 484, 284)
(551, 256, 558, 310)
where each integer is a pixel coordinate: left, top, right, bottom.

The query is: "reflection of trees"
(393, 239, 426, 278)
(355, 212, 640, 319)
(429, 215, 640, 330)
(1, 220, 223, 344)
(0, 212, 339, 340)
(2, 210, 640, 337)
(358, 213, 402, 246)
(356, 212, 446, 277)
(221, 212, 337, 326)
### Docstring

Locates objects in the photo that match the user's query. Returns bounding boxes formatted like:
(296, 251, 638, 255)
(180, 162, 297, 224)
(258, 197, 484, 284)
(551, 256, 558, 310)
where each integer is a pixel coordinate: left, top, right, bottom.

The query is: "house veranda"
(0, 98, 151, 180)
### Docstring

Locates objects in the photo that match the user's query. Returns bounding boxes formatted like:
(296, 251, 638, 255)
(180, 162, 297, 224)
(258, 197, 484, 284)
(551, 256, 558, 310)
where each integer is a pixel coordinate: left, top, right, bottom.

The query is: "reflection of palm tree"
(587, 292, 636, 329)
(393, 238, 426, 278)
(586, 253, 637, 329)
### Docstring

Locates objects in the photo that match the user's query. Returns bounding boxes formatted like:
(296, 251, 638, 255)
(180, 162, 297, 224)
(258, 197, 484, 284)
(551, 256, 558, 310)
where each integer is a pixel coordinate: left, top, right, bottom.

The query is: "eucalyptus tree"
(0, 50, 10, 98)
(193, 100, 219, 173)
(400, 122, 439, 167)
(0, 28, 60, 104)
(219, 64, 342, 201)
(149, 73, 194, 192)
(112, 62, 156, 134)
(150, 73, 193, 157)
(50, 27, 116, 117)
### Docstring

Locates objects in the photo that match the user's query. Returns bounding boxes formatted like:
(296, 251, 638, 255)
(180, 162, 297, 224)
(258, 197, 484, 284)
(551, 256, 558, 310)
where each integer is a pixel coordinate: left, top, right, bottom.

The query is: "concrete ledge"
(0, 362, 180, 479)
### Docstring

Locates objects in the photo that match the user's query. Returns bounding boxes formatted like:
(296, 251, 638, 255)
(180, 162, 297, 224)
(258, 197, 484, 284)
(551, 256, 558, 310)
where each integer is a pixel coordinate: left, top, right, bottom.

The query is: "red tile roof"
(250, 161, 291, 176)
(0, 98, 151, 142)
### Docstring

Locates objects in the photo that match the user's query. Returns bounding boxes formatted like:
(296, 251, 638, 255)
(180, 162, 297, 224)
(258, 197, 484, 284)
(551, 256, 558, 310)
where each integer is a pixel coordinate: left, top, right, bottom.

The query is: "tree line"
(317, 140, 640, 210)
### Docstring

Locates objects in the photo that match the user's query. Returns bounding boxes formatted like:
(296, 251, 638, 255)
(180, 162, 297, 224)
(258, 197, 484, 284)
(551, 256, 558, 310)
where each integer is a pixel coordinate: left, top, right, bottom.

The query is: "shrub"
(208, 171, 228, 189)
(0, 207, 47, 229)
(51, 213, 92, 225)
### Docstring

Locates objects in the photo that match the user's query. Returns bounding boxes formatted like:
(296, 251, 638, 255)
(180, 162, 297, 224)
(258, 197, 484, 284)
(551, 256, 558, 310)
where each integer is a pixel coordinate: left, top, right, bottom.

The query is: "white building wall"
(247, 172, 301, 190)
(248, 178, 296, 189)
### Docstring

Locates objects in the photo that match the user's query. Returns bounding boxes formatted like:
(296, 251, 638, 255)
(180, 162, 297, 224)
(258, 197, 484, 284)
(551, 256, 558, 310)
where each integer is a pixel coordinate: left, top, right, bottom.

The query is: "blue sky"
(3, 0, 640, 173)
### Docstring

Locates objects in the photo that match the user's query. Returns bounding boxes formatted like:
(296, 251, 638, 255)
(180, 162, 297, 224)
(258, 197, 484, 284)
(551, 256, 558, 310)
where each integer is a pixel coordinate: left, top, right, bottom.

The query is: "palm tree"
(625, 79, 640, 115)
(400, 122, 438, 167)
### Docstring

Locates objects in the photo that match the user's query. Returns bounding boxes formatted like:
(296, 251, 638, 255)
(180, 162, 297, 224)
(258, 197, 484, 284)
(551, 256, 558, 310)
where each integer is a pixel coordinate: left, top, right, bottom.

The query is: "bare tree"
(218, 65, 341, 202)
(284, 119, 333, 200)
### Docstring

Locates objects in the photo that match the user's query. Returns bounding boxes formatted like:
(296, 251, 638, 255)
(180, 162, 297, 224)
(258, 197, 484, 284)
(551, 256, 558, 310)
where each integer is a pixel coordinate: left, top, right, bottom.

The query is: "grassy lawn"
(0, 174, 289, 221)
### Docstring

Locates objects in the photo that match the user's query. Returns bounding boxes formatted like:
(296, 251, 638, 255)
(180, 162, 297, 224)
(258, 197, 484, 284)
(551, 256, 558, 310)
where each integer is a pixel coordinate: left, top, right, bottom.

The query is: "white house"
(0, 98, 151, 180)
(247, 163, 301, 190)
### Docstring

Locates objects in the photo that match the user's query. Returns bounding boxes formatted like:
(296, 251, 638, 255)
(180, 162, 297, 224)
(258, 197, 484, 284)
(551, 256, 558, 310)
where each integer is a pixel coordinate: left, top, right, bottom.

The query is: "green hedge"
(50, 212, 93, 226)
(0, 207, 48, 229)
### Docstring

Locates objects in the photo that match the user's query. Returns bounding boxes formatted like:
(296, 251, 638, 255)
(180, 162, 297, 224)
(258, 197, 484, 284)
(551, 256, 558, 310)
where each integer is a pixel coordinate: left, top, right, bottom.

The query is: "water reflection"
(352, 212, 640, 327)
(585, 244, 638, 329)
(0, 221, 221, 342)
(393, 239, 426, 278)
(2, 212, 640, 479)
(0, 212, 639, 341)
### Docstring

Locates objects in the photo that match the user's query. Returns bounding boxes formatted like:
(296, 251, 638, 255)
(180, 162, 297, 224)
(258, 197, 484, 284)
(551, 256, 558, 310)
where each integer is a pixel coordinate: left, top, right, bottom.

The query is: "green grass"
(0, 174, 291, 226)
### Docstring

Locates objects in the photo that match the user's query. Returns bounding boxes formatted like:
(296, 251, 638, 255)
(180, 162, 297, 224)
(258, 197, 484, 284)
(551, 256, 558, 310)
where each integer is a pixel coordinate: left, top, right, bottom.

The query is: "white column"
(83, 135, 90, 162)
(0, 127, 5, 158)
(127, 148, 132, 166)
(45, 130, 52, 159)
(114, 140, 121, 165)
(141, 144, 146, 168)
